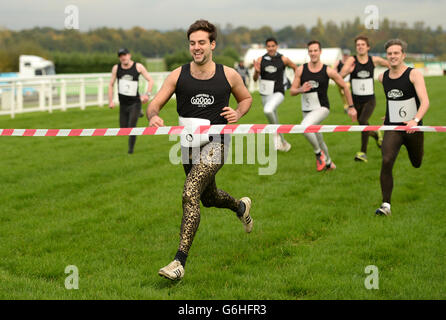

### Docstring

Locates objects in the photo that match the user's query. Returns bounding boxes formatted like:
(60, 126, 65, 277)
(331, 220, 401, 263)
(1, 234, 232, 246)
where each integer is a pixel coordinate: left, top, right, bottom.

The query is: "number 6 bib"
(388, 97, 417, 123)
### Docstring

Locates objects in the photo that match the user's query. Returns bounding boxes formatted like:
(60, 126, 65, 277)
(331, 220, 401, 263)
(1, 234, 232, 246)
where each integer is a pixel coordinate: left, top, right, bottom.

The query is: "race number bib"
(301, 92, 321, 111)
(259, 79, 275, 95)
(118, 79, 138, 96)
(388, 97, 418, 123)
(352, 78, 374, 96)
(179, 117, 211, 148)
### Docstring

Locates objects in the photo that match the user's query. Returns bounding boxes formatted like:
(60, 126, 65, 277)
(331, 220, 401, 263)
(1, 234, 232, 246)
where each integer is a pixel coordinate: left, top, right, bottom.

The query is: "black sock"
(236, 201, 246, 217)
(175, 250, 188, 268)
(316, 151, 321, 157)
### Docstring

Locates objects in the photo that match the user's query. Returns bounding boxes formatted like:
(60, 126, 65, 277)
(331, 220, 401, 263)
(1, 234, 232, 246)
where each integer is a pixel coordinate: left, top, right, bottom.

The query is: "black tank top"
(175, 63, 231, 125)
(337, 60, 344, 73)
(350, 55, 375, 104)
(301, 63, 330, 108)
(117, 62, 140, 105)
(260, 53, 285, 94)
(382, 67, 421, 126)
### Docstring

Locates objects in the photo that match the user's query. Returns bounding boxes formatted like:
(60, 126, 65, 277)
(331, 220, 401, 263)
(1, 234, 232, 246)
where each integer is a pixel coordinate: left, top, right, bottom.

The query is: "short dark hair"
(355, 35, 370, 47)
(187, 19, 217, 42)
(384, 38, 407, 53)
(307, 40, 321, 49)
(265, 37, 278, 45)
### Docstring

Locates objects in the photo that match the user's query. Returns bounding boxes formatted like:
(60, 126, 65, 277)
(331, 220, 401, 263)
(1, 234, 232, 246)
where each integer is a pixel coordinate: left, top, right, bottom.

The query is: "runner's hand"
(348, 107, 357, 122)
(149, 115, 164, 127)
(403, 120, 418, 134)
(300, 82, 312, 93)
(220, 106, 241, 124)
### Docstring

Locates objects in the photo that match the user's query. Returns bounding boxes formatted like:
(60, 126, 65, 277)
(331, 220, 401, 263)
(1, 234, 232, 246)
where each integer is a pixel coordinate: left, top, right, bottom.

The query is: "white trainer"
(158, 260, 185, 280)
(278, 140, 291, 152)
(239, 197, 253, 233)
(273, 134, 283, 151)
(375, 203, 391, 216)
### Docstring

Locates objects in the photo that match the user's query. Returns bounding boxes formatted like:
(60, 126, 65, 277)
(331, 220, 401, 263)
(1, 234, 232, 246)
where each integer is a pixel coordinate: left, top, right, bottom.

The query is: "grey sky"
(1, 0, 445, 31)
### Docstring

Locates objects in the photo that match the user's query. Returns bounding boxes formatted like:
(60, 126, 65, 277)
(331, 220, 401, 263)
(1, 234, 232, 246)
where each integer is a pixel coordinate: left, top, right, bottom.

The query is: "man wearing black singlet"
(108, 48, 154, 154)
(147, 20, 253, 280)
(340, 36, 389, 163)
(375, 39, 430, 216)
(290, 40, 357, 172)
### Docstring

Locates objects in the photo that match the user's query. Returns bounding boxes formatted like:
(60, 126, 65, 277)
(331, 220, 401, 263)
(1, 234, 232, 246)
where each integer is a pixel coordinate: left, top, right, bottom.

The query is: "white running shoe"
(278, 140, 291, 152)
(375, 203, 391, 216)
(273, 134, 282, 151)
(239, 197, 253, 233)
(158, 260, 185, 280)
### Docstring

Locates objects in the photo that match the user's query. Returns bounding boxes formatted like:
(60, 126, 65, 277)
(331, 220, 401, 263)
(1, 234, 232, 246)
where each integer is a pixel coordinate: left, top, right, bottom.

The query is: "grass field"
(0, 76, 445, 300)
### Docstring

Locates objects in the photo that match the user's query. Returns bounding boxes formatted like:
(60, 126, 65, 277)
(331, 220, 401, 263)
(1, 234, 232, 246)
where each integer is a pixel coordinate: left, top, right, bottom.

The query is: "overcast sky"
(1, 0, 445, 31)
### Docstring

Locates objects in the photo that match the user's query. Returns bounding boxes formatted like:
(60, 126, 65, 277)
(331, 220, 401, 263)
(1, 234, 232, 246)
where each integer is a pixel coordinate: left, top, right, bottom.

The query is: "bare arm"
(108, 65, 118, 108)
(252, 57, 262, 82)
(137, 63, 154, 94)
(372, 56, 390, 68)
(327, 66, 357, 121)
(146, 67, 181, 127)
(221, 66, 252, 123)
(282, 56, 298, 73)
(406, 69, 430, 130)
(290, 65, 311, 96)
(339, 56, 355, 78)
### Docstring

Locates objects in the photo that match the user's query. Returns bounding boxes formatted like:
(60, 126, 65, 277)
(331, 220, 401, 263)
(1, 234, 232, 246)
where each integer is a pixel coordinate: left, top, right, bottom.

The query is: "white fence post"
(48, 80, 53, 113)
(98, 77, 104, 107)
(16, 82, 23, 113)
(10, 82, 16, 119)
(61, 79, 67, 111)
(80, 78, 86, 110)
(39, 81, 45, 111)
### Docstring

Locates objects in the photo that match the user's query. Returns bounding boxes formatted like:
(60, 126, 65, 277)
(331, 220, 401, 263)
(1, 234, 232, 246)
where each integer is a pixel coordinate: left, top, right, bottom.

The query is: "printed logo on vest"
(121, 74, 133, 81)
(265, 65, 278, 73)
(191, 94, 215, 108)
(387, 89, 404, 99)
(308, 80, 320, 89)
(357, 70, 371, 78)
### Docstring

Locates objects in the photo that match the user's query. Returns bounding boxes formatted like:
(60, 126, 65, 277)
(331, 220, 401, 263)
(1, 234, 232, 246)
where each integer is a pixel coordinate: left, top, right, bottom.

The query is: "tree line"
(1, 17, 445, 72)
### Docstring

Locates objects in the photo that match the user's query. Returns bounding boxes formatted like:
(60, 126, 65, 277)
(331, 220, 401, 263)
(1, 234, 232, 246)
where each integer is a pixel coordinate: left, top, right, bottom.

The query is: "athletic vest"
(260, 53, 285, 94)
(350, 55, 375, 103)
(117, 62, 140, 105)
(300, 63, 330, 110)
(337, 60, 344, 73)
(175, 63, 231, 125)
(382, 67, 421, 126)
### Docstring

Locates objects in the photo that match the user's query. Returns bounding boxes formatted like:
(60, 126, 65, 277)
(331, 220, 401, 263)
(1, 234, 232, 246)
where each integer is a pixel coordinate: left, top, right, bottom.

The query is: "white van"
(19, 55, 55, 77)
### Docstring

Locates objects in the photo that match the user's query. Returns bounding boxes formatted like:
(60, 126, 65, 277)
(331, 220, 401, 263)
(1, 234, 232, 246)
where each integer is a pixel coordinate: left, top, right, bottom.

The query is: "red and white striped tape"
(1, 125, 445, 137)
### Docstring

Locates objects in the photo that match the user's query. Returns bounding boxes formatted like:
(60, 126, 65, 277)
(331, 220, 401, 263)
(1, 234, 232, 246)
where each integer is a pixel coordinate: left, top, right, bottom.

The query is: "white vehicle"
(19, 55, 55, 77)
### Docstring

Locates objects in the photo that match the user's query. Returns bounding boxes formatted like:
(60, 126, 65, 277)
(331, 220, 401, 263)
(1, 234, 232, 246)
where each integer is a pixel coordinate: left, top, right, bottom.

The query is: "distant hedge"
(51, 51, 146, 74)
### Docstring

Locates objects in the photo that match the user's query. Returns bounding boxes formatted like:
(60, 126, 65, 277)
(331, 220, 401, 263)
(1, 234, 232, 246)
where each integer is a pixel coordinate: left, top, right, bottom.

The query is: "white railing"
(0, 72, 170, 118)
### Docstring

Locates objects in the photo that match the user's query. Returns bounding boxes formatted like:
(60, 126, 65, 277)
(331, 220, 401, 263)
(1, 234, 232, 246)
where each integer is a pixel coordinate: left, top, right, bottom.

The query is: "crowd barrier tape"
(1, 125, 445, 137)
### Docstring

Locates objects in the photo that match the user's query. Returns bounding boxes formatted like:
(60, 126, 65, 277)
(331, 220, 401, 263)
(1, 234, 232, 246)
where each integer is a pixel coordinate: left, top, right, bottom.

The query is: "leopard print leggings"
(178, 141, 240, 255)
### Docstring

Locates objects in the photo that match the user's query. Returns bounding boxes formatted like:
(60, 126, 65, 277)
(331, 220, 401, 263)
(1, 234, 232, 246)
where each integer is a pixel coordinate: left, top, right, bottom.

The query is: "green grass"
(0, 77, 445, 299)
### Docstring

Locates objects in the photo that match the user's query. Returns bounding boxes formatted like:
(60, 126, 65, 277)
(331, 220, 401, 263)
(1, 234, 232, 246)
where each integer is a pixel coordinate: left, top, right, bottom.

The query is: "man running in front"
(147, 20, 253, 280)
(376, 39, 429, 216)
